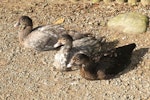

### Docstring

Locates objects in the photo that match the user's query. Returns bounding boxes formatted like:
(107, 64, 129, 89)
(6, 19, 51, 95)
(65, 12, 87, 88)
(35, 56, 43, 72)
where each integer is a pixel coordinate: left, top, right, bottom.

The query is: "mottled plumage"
(68, 43, 136, 80)
(53, 34, 102, 71)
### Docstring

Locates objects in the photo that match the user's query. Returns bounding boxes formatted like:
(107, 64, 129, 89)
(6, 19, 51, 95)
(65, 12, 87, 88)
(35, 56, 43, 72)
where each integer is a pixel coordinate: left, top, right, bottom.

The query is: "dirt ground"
(0, 0, 150, 100)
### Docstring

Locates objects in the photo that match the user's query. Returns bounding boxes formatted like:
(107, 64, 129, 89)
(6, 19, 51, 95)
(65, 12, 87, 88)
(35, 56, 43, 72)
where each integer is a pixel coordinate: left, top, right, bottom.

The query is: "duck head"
(54, 34, 73, 48)
(14, 16, 33, 29)
(14, 16, 33, 43)
(67, 53, 90, 68)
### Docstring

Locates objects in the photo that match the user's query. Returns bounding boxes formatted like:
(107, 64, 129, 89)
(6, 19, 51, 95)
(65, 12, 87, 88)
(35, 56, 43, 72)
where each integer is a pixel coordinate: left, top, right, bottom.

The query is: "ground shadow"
(114, 48, 149, 79)
(126, 48, 149, 72)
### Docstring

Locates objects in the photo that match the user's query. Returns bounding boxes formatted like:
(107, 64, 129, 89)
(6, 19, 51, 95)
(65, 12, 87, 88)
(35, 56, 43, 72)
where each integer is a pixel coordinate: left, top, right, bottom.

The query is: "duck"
(67, 43, 136, 80)
(53, 34, 102, 71)
(14, 16, 87, 51)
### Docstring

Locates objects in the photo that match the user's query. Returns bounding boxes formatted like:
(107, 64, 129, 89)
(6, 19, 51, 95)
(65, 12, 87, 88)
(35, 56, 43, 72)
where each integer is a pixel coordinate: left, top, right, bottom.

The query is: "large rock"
(107, 12, 149, 34)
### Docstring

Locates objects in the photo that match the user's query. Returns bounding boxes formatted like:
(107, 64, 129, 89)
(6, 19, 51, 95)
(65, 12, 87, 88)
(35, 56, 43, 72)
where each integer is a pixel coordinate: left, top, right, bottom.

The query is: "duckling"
(14, 16, 87, 51)
(53, 34, 102, 71)
(67, 43, 136, 80)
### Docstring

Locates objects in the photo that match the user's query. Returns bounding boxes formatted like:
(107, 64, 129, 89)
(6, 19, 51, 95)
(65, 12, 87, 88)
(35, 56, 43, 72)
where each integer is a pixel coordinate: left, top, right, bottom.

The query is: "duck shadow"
(98, 37, 149, 79)
(126, 48, 149, 72)
(114, 48, 149, 79)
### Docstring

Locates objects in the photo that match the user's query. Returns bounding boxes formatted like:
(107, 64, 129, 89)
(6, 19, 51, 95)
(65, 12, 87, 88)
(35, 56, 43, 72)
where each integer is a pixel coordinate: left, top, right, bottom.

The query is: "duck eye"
(21, 18, 26, 22)
(60, 38, 65, 41)
(62, 38, 66, 41)
(75, 58, 80, 62)
(60, 38, 66, 42)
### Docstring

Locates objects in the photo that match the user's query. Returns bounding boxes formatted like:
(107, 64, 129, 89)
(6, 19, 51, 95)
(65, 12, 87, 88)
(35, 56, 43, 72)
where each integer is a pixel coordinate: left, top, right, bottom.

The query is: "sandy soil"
(0, 1, 150, 100)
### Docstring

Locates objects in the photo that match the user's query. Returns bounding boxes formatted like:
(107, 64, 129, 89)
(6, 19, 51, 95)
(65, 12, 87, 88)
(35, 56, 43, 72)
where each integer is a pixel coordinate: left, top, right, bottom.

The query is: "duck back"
(73, 36, 101, 55)
(98, 43, 136, 76)
(112, 43, 136, 64)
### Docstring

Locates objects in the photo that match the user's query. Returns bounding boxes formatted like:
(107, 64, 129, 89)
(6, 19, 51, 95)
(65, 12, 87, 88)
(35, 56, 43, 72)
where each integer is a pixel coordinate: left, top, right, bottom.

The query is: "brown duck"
(67, 43, 136, 80)
(14, 16, 87, 51)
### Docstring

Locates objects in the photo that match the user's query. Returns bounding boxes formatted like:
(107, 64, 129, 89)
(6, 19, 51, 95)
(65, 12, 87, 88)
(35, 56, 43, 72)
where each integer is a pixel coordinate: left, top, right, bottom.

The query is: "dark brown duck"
(67, 43, 136, 80)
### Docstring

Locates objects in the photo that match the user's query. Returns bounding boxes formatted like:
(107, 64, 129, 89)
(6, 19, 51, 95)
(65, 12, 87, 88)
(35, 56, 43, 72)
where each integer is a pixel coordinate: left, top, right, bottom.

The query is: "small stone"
(103, 0, 113, 4)
(100, 21, 106, 26)
(116, 0, 124, 4)
(41, 58, 48, 65)
(88, 22, 93, 25)
(122, 36, 127, 40)
(106, 80, 110, 84)
(70, 0, 80, 3)
(92, 0, 100, 3)
(107, 12, 149, 34)
(141, 0, 150, 6)
(128, 0, 137, 5)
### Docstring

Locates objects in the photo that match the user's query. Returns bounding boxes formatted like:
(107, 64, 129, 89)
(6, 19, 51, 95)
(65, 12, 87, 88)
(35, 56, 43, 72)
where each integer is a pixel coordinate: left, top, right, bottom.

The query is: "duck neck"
(19, 25, 32, 43)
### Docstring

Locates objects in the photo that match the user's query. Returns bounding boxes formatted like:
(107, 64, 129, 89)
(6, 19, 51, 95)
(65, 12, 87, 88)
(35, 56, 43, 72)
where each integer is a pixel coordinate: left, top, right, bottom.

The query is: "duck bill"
(67, 60, 76, 68)
(54, 41, 62, 48)
(14, 22, 20, 27)
(67, 62, 80, 71)
(67, 63, 73, 68)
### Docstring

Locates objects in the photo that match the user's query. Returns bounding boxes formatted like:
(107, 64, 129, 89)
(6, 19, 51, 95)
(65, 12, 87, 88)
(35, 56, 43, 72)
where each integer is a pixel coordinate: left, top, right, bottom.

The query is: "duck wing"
(37, 25, 89, 40)
(67, 30, 89, 40)
(33, 25, 92, 51)
(96, 43, 136, 76)
(37, 25, 67, 37)
(106, 43, 136, 64)
(73, 36, 102, 55)
(24, 31, 56, 51)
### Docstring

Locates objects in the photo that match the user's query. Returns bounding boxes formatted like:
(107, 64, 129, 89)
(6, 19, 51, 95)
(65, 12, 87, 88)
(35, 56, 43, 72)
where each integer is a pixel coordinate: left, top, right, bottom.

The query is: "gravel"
(0, 1, 150, 100)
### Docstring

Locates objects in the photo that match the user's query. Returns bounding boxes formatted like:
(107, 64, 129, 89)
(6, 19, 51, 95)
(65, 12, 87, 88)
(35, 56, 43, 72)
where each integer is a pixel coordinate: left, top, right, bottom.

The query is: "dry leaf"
(53, 18, 65, 25)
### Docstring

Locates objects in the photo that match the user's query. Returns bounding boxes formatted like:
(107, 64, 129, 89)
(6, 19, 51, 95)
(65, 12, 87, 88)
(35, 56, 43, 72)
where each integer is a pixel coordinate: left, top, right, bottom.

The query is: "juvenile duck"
(14, 16, 87, 51)
(53, 34, 101, 71)
(67, 43, 136, 80)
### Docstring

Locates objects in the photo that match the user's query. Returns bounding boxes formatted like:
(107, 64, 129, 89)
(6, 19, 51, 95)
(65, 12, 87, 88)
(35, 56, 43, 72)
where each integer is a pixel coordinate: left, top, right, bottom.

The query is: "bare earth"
(0, 1, 150, 100)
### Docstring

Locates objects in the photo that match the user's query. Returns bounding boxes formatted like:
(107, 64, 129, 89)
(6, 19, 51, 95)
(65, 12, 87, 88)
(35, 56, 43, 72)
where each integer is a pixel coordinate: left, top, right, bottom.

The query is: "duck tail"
(115, 43, 136, 68)
(116, 43, 136, 54)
